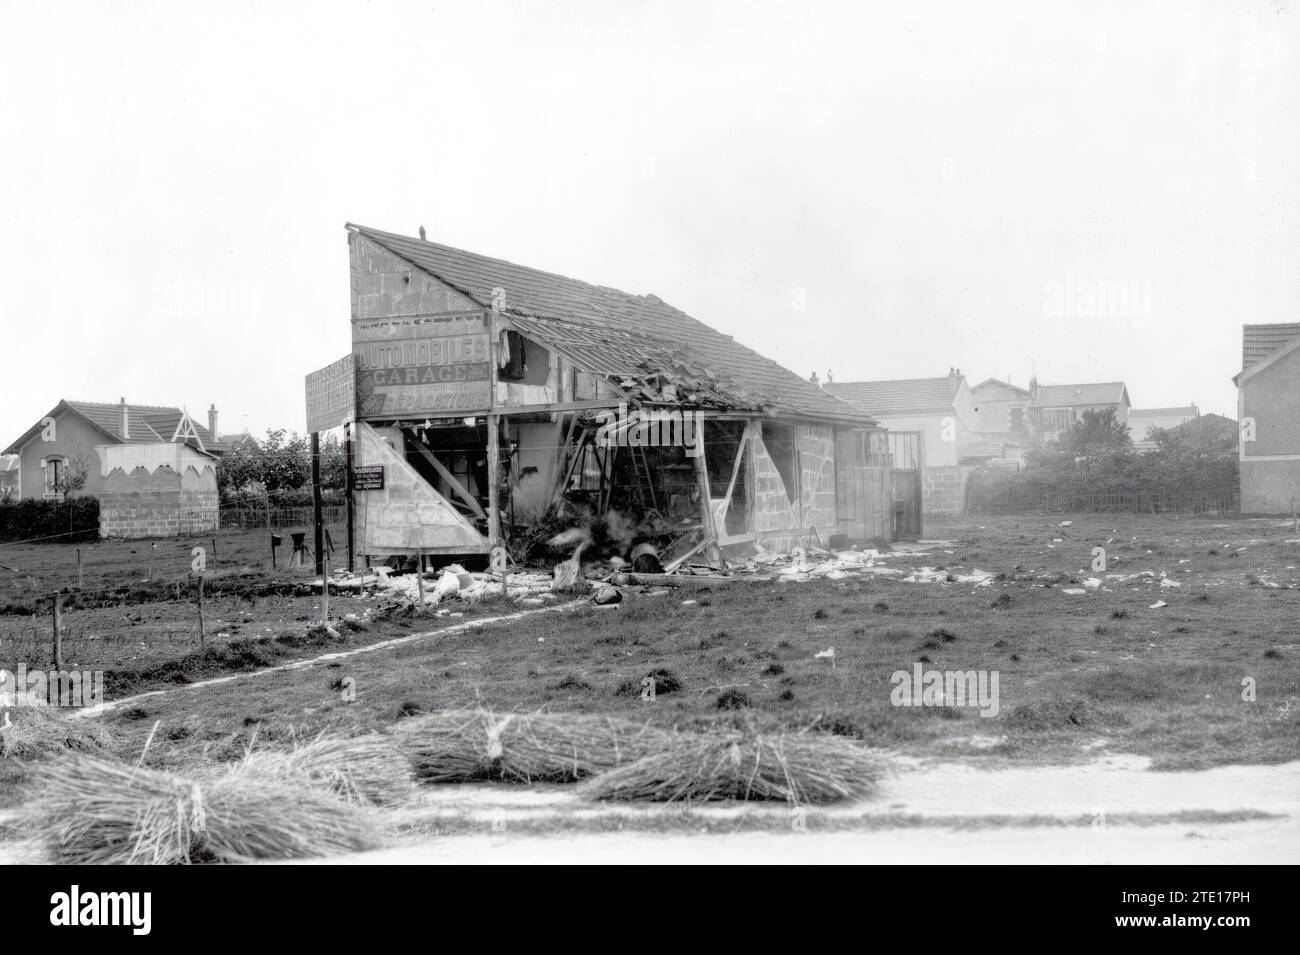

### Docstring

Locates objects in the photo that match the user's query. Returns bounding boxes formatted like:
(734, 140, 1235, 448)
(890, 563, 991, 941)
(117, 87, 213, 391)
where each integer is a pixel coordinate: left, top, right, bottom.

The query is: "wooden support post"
(76, 548, 83, 591)
(487, 415, 501, 547)
(147, 542, 155, 581)
(486, 305, 502, 548)
(415, 550, 426, 614)
(344, 421, 356, 572)
(693, 436, 724, 570)
(211, 536, 218, 571)
(311, 431, 324, 577)
(196, 575, 206, 649)
(52, 593, 63, 669)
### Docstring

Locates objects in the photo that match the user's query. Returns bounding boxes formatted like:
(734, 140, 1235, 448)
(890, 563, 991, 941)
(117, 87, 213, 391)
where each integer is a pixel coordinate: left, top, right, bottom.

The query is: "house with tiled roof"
(1128, 406, 1199, 452)
(1026, 378, 1131, 443)
(824, 370, 973, 468)
(1233, 323, 1300, 513)
(824, 369, 984, 518)
(3, 399, 228, 501)
(323, 225, 899, 560)
(969, 378, 1031, 435)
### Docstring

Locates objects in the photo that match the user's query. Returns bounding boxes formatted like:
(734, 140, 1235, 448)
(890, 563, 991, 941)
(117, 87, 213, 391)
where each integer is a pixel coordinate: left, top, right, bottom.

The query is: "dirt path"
(71, 599, 584, 720)
(289, 757, 1300, 864)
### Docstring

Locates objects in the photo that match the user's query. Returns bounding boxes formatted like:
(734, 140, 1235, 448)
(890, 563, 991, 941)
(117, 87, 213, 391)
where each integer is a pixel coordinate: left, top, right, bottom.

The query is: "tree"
(1058, 408, 1133, 458)
(56, 455, 92, 496)
(259, 429, 312, 494)
(1149, 414, 1237, 457)
(216, 428, 347, 503)
(216, 433, 263, 496)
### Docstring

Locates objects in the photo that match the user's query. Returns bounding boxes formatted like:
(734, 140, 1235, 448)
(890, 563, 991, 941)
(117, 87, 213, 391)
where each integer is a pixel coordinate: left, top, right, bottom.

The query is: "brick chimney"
(1029, 376, 1040, 403)
(208, 404, 219, 441)
(120, 397, 129, 439)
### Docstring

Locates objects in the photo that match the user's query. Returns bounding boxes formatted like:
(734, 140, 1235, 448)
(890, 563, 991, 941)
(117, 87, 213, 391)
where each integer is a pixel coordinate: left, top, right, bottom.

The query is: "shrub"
(0, 497, 99, 544)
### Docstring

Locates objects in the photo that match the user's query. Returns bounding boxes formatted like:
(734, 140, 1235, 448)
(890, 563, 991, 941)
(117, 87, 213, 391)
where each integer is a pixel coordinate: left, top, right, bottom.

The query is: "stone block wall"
(750, 423, 837, 552)
(350, 233, 480, 319)
(797, 425, 837, 533)
(921, 465, 972, 517)
(99, 465, 218, 539)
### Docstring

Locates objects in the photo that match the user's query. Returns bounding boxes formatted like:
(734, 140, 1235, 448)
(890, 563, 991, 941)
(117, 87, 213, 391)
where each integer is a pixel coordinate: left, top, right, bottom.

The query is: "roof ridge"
(68, 399, 181, 411)
(348, 224, 655, 304)
(827, 375, 952, 386)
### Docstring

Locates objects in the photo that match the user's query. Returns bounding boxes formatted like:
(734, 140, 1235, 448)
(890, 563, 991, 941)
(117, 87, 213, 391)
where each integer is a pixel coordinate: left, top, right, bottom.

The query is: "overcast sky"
(2, 0, 1296, 445)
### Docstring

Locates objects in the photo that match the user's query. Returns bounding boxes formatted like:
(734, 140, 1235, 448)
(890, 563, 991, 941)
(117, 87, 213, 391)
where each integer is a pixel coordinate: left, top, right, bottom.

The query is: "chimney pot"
(418, 225, 427, 240)
(208, 404, 219, 441)
(120, 397, 129, 439)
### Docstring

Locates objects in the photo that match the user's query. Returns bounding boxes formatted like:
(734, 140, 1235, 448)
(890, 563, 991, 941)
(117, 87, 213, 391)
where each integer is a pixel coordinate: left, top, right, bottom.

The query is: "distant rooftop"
(823, 375, 962, 416)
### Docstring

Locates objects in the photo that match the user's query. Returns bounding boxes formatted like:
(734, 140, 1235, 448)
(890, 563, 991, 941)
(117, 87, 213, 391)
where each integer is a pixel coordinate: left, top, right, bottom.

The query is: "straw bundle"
(0, 706, 110, 760)
(235, 732, 416, 806)
(577, 730, 881, 804)
(33, 754, 382, 864)
(394, 708, 671, 783)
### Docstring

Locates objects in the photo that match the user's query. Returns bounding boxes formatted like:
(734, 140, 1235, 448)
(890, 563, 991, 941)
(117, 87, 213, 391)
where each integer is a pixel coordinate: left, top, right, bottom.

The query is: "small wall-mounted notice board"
(353, 465, 385, 490)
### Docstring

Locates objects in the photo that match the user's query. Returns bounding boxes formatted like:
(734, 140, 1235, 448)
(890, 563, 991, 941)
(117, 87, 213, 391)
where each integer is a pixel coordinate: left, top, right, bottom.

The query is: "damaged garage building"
(315, 225, 909, 571)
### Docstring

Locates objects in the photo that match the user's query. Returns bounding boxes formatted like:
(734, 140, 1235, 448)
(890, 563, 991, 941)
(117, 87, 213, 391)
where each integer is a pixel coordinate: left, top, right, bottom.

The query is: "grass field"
(2, 513, 1298, 818)
(0, 523, 344, 613)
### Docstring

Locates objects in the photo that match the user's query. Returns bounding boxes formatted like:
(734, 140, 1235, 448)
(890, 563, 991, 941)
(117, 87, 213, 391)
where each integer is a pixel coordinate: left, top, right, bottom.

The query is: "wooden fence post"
(311, 431, 325, 577)
(76, 548, 83, 591)
(197, 575, 206, 649)
(52, 593, 63, 669)
(415, 550, 426, 615)
(321, 567, 330, 625)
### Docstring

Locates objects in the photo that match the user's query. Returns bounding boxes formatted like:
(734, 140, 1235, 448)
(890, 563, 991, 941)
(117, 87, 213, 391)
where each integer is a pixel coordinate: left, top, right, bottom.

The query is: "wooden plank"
(662, 534, 714, 573)
(408, 440, 487, 520)
(713, 423, 750, 529)
(624, 571, 758, 585)
(495, 398, 622, 416)
(717, 532, 756, 546)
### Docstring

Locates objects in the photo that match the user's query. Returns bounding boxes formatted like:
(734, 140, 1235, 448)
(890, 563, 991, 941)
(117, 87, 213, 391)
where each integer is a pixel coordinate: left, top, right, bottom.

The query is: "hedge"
(966, 453, 1239, 515)
(0, 497, 100, 544)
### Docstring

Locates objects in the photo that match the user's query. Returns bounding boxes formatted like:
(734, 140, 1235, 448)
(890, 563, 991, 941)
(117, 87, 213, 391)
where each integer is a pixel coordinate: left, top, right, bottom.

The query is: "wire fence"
(0, 521, 346, 608)
(966, 487, 1241, 516)
(218, 503, 347, 529)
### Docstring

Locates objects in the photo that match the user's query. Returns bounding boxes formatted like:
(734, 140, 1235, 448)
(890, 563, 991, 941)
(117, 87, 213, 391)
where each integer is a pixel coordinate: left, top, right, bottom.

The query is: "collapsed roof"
(347, 224, 874, 426)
